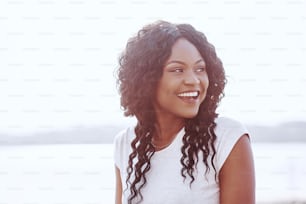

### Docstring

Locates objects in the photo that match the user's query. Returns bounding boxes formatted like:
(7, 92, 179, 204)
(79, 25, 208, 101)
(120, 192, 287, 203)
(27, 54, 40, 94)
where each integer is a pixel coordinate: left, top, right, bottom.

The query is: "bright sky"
(0, 0, 305, 134)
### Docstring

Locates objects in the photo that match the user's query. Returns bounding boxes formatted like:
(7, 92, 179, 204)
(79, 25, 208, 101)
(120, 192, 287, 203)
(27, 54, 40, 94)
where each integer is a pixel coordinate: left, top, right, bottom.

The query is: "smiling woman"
(114, 21, 255, 204)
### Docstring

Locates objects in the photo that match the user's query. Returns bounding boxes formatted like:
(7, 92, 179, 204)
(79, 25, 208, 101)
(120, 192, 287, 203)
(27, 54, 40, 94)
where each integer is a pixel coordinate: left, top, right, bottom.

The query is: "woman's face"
(154, 38, 209, 120)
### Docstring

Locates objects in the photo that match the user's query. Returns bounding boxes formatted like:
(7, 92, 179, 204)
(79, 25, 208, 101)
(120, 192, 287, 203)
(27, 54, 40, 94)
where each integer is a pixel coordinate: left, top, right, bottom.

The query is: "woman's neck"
(153, 115, 185, 149)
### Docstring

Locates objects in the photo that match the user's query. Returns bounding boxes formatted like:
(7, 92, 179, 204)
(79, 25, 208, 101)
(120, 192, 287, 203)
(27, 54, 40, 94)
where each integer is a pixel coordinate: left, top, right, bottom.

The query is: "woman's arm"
(219, 134, 255, 204)
(115, 166, 123, 204)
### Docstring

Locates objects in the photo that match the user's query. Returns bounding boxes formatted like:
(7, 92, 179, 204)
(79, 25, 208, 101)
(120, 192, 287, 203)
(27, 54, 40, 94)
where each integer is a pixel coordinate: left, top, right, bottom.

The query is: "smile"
(177, 91, 199, 99)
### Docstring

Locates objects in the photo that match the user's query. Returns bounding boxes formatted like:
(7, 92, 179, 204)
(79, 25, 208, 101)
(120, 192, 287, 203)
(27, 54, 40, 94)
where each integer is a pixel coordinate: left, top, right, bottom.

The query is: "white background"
(0, 0, 305, 134)
(0, 1, 306, 203)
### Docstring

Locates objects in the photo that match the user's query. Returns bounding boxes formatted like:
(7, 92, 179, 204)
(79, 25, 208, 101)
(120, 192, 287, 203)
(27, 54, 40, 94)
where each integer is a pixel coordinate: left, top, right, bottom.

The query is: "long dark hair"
(117, 20, 226, 204)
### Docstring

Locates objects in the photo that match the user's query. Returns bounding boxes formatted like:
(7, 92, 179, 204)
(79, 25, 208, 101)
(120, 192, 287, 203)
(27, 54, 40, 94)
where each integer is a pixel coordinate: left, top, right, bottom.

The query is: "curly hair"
(117, 20, 226, 204)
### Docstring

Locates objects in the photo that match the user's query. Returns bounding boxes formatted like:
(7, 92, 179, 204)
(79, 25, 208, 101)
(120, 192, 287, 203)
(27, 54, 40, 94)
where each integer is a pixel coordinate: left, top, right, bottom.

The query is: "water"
(0, 144, 114, 204)
(0, 143, 305, 204)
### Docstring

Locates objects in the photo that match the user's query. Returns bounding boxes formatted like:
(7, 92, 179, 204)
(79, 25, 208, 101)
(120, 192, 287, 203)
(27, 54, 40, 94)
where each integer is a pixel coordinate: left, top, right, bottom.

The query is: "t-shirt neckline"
(154, 127, 185, 154)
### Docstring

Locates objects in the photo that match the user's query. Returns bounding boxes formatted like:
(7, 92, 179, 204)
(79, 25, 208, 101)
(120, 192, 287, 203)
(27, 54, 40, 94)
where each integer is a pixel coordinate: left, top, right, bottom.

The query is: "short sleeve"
(113, 129, 127, 170)
(214, 117, 250, 173)
(113, 127, 133, 171)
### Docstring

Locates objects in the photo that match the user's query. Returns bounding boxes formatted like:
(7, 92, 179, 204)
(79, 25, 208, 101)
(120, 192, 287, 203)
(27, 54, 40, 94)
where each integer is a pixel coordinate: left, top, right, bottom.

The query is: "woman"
(114, 20, 255, 204)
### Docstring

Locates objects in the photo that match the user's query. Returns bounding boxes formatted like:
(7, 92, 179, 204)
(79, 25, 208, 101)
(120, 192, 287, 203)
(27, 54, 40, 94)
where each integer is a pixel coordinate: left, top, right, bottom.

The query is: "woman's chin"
(181, 111, 199, 119)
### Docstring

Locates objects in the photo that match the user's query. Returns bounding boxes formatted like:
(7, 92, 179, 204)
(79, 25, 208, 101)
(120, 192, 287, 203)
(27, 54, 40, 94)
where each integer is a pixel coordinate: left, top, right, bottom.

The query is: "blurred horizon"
(1, 119, 306, 145)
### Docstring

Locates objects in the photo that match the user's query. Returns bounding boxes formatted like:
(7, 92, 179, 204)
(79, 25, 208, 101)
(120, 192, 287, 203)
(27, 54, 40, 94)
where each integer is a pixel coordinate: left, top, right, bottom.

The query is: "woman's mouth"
(177, 91, 200, 100)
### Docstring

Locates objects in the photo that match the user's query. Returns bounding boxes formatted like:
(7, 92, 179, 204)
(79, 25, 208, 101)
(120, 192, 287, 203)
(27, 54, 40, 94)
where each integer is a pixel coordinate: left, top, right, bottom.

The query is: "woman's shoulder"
(113, 125, 135, 147)
(214, 116, 249, 143)
(113, 125, 136, 169)
(215, 116, 247, 130)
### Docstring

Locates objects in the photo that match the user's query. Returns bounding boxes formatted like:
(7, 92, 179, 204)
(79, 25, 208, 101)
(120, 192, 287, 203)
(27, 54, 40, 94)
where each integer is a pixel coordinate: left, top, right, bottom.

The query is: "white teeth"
(177, 91, 198, 97)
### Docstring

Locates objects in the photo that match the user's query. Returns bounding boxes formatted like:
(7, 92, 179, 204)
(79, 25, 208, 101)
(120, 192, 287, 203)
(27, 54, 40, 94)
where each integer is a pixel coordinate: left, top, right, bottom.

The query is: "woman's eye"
(195, 67, 206, 72)
(170, 68, 183, 73)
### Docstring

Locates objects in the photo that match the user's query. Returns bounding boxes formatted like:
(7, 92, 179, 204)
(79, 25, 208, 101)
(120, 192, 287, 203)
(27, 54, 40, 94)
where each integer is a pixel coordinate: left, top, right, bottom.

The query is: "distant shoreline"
(1, 121, 306, 145)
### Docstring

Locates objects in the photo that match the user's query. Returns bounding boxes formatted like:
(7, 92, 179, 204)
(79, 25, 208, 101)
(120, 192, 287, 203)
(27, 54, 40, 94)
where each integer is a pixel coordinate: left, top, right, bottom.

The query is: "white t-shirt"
(114, 117, 249, 204)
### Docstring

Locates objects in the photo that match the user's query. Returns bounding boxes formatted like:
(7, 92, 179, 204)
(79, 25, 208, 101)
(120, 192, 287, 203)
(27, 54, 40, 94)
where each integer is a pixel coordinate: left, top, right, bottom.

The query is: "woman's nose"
(183, 71, 200, 85)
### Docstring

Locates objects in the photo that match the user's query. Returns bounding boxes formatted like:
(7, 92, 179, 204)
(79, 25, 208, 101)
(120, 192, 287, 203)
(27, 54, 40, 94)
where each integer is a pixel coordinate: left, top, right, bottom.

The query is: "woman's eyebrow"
(194, 59, 206, 66)
(165, 59, 205, 66)
(165, 60, 186, 66)
(195, 59, 205, 65)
